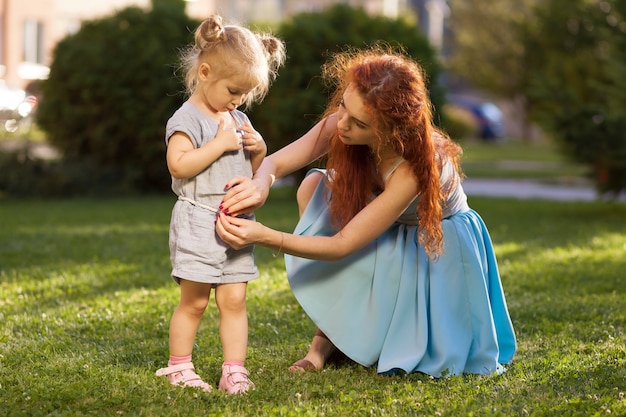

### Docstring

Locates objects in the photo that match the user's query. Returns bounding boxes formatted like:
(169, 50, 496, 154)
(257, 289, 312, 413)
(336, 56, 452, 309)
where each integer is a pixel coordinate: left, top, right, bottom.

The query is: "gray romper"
(165, 102, 259, 284)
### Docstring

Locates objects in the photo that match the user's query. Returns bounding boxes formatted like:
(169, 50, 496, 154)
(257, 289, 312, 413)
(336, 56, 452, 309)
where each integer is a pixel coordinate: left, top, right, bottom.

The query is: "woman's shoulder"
(385, 159, 418, 189)
(383, 157, 407, 183)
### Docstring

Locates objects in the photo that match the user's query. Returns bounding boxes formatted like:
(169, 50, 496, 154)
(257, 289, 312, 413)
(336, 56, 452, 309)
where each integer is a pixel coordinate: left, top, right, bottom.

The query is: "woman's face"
(336, 84, 376, 147)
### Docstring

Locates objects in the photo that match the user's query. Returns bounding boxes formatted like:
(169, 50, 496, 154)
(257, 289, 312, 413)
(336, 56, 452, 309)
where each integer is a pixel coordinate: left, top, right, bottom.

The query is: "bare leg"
(289, 329, 337, 372)
(157, 279, 213, 391)
(296, 171, 323, 217)
(291, 172, 335, 371)
(215, 282, 248, 362)
(215, 282, 255, 394)
(169, 279, 212, 356)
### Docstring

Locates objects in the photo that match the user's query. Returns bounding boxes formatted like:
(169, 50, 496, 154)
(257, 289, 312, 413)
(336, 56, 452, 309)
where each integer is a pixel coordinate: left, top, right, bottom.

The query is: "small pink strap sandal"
(156, 362, 212, 392)
(218, 364, 255, 394)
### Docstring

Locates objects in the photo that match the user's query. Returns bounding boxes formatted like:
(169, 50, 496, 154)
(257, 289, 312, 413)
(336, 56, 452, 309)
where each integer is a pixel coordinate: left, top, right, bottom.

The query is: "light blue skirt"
(285, 171, 516, 377)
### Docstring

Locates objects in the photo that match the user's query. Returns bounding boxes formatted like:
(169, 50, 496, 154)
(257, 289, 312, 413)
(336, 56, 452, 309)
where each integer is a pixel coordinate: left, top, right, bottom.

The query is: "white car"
(0, 84, 38, 132)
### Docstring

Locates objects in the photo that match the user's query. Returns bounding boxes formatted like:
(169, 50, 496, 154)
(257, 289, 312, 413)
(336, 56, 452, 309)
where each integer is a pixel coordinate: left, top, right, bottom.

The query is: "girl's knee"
(296, 171, 323, 216)
(176, 298, 209, 319)
(216, 283, 247, 313)
(179, 280, 211, 314)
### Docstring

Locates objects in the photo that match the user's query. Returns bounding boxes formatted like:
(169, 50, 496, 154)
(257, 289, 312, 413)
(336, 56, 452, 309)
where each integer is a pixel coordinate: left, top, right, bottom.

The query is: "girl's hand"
(215, 212, 264, 250)
(238, 121, 267, 157)
(221, 176, 269, 216)
(215, 118, 243, 153)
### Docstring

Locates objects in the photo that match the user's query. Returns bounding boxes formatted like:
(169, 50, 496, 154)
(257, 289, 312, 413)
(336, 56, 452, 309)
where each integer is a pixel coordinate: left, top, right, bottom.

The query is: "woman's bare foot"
(288, 329, 335, 372)
(288, 358, 318, 372)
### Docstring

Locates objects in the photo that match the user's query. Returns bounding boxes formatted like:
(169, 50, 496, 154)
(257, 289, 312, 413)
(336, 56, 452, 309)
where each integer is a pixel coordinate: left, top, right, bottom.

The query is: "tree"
(37, 0, 197, 193)
(249, 4, 442, 164)
(525, 0, 626, 195)
(445, 0, 540, 140)
(36, 3, 441, 195)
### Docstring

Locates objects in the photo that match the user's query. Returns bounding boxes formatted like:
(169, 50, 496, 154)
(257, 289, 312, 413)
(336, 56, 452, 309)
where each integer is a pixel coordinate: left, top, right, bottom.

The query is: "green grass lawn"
(460, 138, 590, 184)
(1, 188, 624, 416)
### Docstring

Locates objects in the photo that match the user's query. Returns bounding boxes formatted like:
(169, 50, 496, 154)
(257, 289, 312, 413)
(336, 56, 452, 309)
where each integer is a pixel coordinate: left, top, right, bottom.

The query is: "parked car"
(447, 94, 505, 141)
(0, 83, 38, 132)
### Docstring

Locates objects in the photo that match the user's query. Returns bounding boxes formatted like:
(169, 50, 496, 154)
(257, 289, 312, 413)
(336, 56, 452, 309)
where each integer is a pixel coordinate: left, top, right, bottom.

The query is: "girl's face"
(198, 63, 255, 114)
(336, 84, 376, 147)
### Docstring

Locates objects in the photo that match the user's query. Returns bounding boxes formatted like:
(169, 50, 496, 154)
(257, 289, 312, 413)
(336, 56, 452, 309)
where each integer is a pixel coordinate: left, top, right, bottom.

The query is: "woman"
(216, 46, 516, 377)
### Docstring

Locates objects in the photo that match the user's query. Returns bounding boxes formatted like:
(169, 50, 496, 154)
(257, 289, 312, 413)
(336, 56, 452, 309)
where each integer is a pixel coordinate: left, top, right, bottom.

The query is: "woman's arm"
(222, 114, 337, 215)
(216, 162, 418, 261)
(263, 113, 337, 181)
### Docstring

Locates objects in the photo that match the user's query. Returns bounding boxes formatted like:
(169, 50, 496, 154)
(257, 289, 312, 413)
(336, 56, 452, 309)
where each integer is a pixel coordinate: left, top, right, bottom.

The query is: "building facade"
(1, 0, 429, 91)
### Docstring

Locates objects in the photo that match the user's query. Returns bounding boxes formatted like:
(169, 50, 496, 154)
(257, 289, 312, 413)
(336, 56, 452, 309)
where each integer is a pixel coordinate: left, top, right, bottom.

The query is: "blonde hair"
(181, 15, 286, 109)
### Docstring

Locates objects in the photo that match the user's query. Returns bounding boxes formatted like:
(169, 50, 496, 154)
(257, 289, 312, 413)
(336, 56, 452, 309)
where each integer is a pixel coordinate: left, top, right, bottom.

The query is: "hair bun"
(196, 15, 226, 50)
(259, 36, 286, 74)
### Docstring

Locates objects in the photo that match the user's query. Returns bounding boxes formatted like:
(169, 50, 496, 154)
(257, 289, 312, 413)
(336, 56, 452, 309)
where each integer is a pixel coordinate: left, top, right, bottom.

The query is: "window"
(22, 20, 45, 64)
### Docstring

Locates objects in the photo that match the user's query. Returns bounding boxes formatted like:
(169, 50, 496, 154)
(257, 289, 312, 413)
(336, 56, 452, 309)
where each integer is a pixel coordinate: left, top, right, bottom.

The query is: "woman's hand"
(215, 212, 265, 250)
(221, 176, 270, 216)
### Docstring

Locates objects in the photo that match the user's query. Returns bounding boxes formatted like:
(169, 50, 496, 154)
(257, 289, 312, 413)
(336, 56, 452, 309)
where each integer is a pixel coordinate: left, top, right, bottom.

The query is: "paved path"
(463, 178, 626, 202)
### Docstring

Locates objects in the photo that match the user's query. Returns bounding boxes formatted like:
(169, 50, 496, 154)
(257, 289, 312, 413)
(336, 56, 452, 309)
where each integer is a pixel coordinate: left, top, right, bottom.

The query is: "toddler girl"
(156, 14, 285, 394)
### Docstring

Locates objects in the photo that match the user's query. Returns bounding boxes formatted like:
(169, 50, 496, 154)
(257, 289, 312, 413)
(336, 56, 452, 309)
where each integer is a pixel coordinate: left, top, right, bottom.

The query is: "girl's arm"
(167, 119, 242, 179)
(216, 162, 418, 261)
(238, 121, 267, 173)
(249, 146, 266, 174)
(222, 114, 337, 215)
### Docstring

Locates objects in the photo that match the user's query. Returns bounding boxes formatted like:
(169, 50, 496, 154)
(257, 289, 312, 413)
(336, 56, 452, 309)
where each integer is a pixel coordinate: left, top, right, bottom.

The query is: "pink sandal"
(155, 362, 212, 392)
(218, 364, 255, 394)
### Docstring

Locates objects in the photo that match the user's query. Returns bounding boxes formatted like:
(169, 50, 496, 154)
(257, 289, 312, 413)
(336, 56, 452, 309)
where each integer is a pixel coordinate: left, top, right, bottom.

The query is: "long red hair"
(321, 46, 462, 257)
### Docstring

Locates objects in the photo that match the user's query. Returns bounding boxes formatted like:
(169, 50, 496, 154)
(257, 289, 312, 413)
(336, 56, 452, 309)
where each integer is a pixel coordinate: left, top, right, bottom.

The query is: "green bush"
(525, 0, 626, 196)
(37, 1, 197, 194)
(249, 4, 443, 160)
(34, 3, 442, 196)
(0, 149, 141, 198)
(440, 104, 479, 141)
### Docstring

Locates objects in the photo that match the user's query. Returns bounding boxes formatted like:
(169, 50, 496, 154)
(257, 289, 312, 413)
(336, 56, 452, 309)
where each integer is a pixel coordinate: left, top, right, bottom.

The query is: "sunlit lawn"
(461, 138, 590, 183)
(1, 187, 624, 416)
